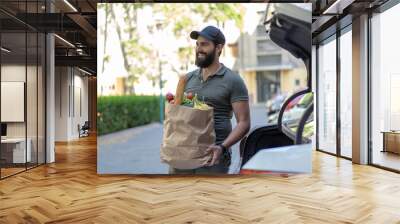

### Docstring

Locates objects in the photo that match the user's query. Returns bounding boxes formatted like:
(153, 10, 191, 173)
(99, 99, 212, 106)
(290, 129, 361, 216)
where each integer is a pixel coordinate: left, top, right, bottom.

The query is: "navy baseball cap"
(190, 26, 226, 45)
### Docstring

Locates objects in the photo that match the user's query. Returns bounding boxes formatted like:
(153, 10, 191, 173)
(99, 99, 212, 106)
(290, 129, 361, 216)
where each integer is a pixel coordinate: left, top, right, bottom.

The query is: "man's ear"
(217, 44, 223, 55)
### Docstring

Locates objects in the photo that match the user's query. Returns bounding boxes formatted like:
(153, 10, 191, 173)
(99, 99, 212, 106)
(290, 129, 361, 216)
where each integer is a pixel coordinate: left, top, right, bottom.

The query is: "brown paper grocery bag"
(160, 103, 216, 169)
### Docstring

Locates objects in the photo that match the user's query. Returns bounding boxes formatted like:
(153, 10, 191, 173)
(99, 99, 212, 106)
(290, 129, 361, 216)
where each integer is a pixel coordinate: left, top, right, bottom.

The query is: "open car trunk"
(240, 4, 312, 168)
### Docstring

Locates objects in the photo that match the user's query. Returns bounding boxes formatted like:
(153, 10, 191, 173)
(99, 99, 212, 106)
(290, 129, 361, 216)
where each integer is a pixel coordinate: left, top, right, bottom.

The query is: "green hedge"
(97, 95, 160, 135)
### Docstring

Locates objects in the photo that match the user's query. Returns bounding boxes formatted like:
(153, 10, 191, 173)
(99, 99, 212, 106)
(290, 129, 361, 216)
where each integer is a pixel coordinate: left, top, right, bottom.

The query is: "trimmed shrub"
(97, 95, 160, 135)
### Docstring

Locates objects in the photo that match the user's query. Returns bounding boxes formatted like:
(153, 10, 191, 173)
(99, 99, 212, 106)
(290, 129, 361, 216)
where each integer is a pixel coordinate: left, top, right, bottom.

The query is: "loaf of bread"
(174, 75, 187, 105)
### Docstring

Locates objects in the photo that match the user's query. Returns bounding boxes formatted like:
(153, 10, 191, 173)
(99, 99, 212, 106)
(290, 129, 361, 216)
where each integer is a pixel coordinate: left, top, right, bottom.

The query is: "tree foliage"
(100, 3, 244, 94)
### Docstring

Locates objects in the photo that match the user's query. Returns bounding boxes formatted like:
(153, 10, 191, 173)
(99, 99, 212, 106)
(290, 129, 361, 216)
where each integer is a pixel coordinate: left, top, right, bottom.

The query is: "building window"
(370, 3, 400, 171)
(257, 55, 282, 66)
(317, 36, 337, 155)
(256, 71, 280, 103)
(257, 39, 280, 53)
(339, 27, 352, 158)
(0, 2, 46, 179)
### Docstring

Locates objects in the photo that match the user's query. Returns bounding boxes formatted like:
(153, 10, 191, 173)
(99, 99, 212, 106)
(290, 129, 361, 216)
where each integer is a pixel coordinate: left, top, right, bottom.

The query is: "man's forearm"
(221, 121, 250, 149)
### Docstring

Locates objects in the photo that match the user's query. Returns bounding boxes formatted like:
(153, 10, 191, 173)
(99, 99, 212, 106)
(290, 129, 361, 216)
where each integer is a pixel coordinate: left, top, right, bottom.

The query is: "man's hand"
(205, 144, 223, 166)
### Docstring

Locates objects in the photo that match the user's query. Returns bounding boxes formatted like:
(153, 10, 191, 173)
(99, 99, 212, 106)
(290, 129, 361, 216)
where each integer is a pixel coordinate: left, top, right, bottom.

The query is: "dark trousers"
(169, 150, 231, 174)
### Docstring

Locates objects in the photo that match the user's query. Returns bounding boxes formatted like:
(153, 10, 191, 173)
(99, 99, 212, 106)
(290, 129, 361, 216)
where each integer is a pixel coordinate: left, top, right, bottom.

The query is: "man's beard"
(195, 48, 216, 68)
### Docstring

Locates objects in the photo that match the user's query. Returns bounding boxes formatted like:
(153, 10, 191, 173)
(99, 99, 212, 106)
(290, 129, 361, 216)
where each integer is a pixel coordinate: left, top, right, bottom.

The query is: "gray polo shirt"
(184, 64, 249, 144)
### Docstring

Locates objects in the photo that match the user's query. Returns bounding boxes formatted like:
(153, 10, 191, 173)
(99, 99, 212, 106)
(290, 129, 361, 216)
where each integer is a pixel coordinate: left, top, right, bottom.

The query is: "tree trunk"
(101, 4, 109, 75)
(110, 4, 135, 95)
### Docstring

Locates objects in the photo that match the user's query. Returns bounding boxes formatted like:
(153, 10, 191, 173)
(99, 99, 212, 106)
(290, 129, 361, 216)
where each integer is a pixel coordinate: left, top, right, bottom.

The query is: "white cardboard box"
(241, 144, 313, 173)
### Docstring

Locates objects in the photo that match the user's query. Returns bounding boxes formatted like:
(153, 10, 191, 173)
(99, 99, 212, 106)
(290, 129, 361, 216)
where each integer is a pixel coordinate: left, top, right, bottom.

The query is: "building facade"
(236, 10, 307, 105)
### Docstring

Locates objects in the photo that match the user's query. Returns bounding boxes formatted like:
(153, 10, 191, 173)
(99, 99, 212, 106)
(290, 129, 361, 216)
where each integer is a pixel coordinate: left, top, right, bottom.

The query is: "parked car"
(266, 93, 286, 116)
(267, 92, 313, 125)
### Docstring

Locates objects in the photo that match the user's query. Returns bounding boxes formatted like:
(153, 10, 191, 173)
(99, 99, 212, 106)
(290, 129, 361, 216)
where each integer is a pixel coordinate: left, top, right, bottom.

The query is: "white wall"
(1, 65, 30, 138)
(55, 67, 89, 141)
(55, 66, 69, 141)
(1, 64, 26, 81)
(1, 65, 26, 137)
(72, 71, 89, 138)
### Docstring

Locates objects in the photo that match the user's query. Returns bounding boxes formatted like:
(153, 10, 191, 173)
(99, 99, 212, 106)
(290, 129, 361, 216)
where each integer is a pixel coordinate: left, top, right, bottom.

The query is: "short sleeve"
(184, 71, 194, 82)
(185, 71, 194, 80)
(184, 70, 199, 92)
(230, 74, 249, 103)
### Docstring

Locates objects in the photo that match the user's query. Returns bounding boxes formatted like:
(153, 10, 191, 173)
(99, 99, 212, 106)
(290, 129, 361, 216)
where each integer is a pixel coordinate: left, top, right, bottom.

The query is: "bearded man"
(169, 25, 251, 174)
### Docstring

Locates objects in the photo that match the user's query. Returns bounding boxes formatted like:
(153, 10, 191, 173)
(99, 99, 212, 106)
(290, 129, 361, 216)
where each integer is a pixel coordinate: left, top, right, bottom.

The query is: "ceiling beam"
(67, 13, 97, 39)
(322, 0, 356, 15)
(55, 55, 96, 73)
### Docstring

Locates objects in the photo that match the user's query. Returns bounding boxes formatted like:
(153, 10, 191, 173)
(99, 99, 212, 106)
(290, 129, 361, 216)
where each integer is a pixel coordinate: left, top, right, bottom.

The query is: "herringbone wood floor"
(1, 135, 400, 224)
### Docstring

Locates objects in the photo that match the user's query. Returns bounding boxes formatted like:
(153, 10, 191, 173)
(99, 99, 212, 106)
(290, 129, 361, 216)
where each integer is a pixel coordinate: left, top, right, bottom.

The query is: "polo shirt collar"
(197, 63, 227, 80)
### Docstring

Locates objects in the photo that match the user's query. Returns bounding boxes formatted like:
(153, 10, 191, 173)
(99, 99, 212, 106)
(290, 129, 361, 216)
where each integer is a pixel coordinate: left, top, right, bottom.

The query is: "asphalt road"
(98, 104, 268, 174)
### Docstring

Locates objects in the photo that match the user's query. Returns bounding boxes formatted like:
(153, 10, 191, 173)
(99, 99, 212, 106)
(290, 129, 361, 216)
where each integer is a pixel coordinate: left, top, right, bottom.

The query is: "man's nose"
(196, 45, 202, 52)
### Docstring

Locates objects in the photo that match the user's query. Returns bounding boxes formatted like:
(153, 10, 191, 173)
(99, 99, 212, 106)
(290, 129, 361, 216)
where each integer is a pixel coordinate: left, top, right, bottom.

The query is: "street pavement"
(98, 104, 268, 174)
